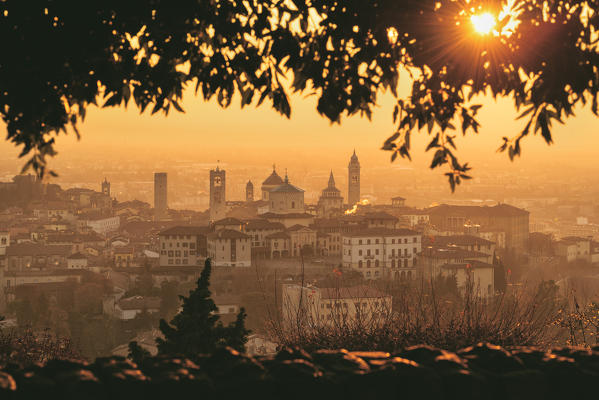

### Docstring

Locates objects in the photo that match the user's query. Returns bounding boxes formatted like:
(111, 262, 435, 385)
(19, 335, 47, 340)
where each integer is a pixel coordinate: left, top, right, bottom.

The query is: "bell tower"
(101, 177, 110, 197)
(209, 166, 226, 221)
(348, 150, 360, 206)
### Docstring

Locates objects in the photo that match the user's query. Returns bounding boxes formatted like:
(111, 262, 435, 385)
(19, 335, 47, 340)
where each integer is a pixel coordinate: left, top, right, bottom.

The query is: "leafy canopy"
(1, 1, 596, 188)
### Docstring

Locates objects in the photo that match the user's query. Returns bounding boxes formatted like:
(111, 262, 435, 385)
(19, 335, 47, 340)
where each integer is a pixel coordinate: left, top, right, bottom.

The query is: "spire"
(350, 149, 359, 163)
(273, 163, 276, 172)
(284, 169, 289, 184)
(328, 170, 335, 188)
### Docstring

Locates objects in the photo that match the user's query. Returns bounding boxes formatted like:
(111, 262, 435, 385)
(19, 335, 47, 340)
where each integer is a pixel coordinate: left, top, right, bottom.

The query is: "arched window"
(367, 260, 371, 268)
(391, 259, 395, 268)
(358, 260, 363, 268)
(375, 260, 379, 267)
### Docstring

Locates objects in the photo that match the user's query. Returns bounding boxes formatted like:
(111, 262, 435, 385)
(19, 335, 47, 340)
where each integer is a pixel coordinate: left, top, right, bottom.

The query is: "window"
(391, 259, 395, 268)
(359, 260, 363, 268)
(176, 259, 181, 264)
(359, 250, 363, 256)
(183, 251, 188, 257)
(182, 242, 188, 248)
(168, 259, 173, 265)
(367, 260, 371, 268)
(375, 239, 379, 244)
(168, 251, 174, 257)
(367, 249, 371, 256)
(359, 240, 362, 245)
(414, 247, 417, 254)
(291, 201, 296, 209)
(367, 239, 371, 245)
(175, 250, 181, 257)
(162, 243, 165, 249)
(375, 260, 379, 267)
(413, 237, 418, 243)
(404, 238, 408, 244)
(375, 249, 379, 255)
(404, 259, 409, 268)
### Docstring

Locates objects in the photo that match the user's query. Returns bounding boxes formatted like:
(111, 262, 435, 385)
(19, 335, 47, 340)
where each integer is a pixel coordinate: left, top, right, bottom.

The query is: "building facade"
(268, 174, 305, 214)
(342, 228, 421, 280)
(158, 226, 211, 267)
(207, 229, 251, 267)
(281, 284, 392, 328)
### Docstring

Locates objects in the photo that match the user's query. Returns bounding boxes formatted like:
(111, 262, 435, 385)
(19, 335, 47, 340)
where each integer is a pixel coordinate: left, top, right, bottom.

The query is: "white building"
(342, 228, 421, 280)
(207, 229, 251, 267)
(86, 216, 120, 235)
(282, 284, 392, 328)
(556, 236, 592, 262)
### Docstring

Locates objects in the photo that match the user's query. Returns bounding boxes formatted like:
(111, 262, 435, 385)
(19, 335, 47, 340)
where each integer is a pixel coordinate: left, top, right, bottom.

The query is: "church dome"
(262, 167, 284, 186)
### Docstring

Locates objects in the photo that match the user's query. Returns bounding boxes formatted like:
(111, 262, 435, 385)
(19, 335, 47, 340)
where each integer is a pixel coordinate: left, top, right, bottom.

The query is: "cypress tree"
(155, 258, 250, 357)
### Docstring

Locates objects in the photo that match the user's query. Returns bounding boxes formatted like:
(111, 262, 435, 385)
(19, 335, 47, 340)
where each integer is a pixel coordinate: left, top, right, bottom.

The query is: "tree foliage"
(1, 1, 597, 187)
(156, 258, 250, 357)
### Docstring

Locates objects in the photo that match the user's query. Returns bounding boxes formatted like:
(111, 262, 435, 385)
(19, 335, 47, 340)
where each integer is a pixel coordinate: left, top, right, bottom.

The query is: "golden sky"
(1, 85, 598, 173)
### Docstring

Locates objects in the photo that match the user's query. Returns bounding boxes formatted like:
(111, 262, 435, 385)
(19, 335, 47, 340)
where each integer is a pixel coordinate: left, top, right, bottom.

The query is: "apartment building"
(207, 229, 251, 267)
(342, 228, 421, 280)
(158, 226, 211, 267)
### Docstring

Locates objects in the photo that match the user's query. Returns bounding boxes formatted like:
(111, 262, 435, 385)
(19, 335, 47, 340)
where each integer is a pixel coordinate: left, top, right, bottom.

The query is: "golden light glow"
(470, 12, 496, 35)
(344, 199, 370, 215)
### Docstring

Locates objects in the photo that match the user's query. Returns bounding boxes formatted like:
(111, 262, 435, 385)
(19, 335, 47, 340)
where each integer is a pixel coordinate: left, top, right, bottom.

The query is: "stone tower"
(101, 177, 110, 197)
(209, 167, 226, 221)
(246, 180, 254, 202)
(348, 150, 360, 206)
(154, 172, 168, 220)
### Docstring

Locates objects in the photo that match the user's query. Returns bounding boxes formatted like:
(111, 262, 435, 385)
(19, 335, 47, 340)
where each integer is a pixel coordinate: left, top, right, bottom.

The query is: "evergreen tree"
(156, 258, 250, 357)
(127, 341, 151, 365)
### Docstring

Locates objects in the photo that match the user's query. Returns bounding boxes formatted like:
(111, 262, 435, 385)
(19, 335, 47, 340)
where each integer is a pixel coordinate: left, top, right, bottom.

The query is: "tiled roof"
(266, 231, 290, 240)
(261, 212, 314, 219)
(159, 226, 211, 236)
(344, 228, 419, 238)
(208, 229, 250, 240)
(262, 170, 284, 186)
(419, 247, 490, 259)
(214, 217, 244, 226)
(363, 212, 398, 221)
(118, 296, 161, 311)
(287, 224, 314, 232)
(6, 243, 72, 257)
(244, 220, 285, 231)
(269, 182, 304, 193)
(428, 235, 494, 246)
(427, 203, 529, 217)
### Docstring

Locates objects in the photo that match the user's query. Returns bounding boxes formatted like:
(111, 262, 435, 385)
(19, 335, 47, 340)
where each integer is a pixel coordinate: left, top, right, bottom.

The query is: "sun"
(470, 12, 496, 35)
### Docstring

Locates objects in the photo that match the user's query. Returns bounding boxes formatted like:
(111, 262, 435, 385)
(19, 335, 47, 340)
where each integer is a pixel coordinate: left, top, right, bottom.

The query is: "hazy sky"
(1, 83, 598, 177)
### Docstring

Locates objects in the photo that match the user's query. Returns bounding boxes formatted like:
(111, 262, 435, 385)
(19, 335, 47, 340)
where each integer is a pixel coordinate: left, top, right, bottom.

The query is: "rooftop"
(344, 228, 419, 238)
(159, 226, 212, 236)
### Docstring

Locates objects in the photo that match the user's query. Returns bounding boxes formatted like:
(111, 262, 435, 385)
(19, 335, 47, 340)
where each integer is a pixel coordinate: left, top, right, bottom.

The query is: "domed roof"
(270, 172, 304, 193)
(262, 166, 284, 186)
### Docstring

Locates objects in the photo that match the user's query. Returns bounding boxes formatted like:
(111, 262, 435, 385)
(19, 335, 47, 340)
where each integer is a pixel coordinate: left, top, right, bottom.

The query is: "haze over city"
(2, 1, 599, 398)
